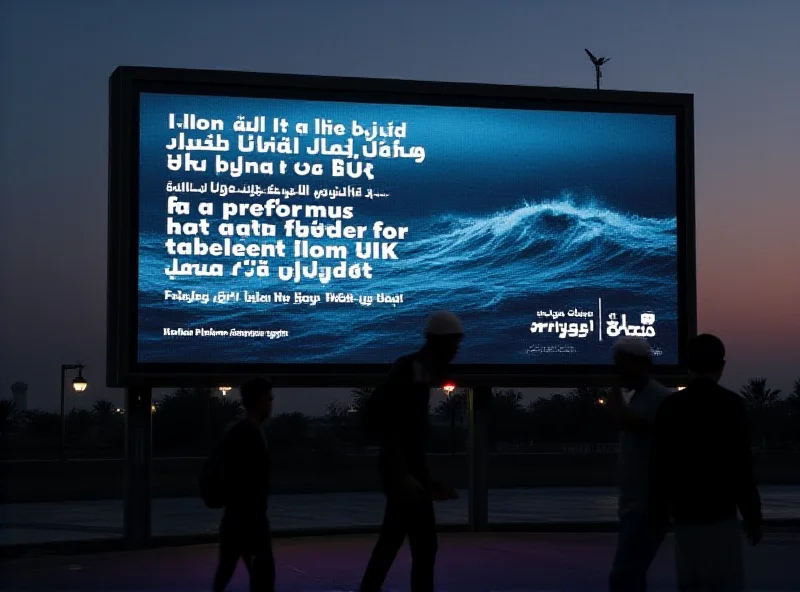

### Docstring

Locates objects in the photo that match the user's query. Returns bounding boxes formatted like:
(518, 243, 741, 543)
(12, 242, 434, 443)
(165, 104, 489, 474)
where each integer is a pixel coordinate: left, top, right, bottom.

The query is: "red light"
(442, 383, 456, 395)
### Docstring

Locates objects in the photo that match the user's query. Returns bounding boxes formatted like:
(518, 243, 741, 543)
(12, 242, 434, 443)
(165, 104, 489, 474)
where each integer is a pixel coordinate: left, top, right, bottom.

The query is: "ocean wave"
(136, 196, 678, 364)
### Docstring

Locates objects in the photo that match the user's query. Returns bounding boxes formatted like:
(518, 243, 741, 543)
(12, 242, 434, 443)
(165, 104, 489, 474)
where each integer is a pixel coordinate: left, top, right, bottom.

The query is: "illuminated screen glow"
(137, 92, 679, 365)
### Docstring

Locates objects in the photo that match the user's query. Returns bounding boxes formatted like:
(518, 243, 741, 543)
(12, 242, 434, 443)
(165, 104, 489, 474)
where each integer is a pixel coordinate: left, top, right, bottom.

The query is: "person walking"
(212, 377, 276, 592)
(606, 336, 671, 592)
(359, 310, 463, 592)
(649, 334, 762, 591)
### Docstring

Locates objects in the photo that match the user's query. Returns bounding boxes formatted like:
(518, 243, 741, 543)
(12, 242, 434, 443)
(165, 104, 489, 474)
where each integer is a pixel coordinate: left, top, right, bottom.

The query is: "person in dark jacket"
(649, 334, 762, 591)
(359, 310, 463, 592)
(213, 377, 275, 592)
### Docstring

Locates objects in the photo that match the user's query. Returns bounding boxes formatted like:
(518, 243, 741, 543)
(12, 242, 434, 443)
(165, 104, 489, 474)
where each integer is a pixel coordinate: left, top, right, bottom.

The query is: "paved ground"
(1, 486, 798, 546)
(2, 532, 799, 591)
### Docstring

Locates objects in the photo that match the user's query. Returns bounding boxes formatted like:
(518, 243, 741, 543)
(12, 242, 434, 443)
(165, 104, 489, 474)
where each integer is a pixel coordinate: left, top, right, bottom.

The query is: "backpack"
(198, 439, 226, 509)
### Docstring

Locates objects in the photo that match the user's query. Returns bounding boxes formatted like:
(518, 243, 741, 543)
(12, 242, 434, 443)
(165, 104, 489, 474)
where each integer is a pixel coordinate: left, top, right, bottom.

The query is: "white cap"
(612, 336, 651, 358)
(424, 310, 464, 336)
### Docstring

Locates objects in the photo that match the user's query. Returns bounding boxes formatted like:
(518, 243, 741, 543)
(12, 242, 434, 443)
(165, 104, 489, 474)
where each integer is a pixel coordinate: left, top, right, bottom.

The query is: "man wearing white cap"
(359, 310, 463, 592)
(606, 336, 671, 592)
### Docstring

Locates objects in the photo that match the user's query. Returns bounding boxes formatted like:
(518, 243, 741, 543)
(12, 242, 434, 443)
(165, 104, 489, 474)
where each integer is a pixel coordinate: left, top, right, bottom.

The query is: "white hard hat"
(424, 310, 464, 336)
(612, 336, 651, 358)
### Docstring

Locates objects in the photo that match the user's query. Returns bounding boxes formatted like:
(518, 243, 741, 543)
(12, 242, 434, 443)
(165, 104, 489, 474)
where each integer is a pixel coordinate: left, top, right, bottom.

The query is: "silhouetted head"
(612, 337, 653, 390)
(423, 310, 464, 369)
(687, 334, 726, 382)
(240, 377, 274, 421)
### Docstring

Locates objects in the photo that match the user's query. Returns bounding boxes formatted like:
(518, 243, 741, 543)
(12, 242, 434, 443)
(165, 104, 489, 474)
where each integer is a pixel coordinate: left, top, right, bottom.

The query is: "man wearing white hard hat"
(359, 310, 463, 592)
(606, 336, 671, 592)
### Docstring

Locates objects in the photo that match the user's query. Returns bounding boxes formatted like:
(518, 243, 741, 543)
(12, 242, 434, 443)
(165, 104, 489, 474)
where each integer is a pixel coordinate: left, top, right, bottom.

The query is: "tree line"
(1, 378, 798, 460)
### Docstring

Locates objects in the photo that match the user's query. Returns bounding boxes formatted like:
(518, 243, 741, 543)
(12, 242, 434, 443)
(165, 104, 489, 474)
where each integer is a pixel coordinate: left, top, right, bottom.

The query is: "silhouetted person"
(213, 377, 275, 592)
(649, 334, 762, 591)
(360, 310, 463, 592)
(606, 336, 671, 592)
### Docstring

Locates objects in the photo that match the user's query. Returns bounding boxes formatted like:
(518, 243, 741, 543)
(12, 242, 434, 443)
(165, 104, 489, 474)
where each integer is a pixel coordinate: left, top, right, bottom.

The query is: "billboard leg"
(468, 386, 490, 531)
(124, 386, 152, 548)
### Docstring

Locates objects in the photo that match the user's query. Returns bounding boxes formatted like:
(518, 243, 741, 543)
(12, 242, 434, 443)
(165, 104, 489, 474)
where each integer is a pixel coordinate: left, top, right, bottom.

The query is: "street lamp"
(60, 363, 87, 460)
(72, 375, 88, 392)
(442, 383, 457, 455)
(205, 387, 231, 445)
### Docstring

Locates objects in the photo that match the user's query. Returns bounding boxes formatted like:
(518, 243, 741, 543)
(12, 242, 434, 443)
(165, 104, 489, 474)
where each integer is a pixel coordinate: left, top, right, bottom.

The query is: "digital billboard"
(108, 67, 695, 387)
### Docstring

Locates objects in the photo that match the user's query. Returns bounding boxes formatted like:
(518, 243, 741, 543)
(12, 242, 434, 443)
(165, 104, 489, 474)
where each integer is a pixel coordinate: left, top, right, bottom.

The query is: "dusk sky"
(1, 0, 798, 415)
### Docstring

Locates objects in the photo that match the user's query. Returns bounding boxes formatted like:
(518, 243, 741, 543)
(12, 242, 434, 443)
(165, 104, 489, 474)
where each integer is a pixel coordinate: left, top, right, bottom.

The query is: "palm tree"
(325, 400, 349, 430)
(435, 390, 465, 417)
(788, 379, 800, 413)
(349, 386, 374, 414)
(435, 389, 466, 455)
(488, 390, 526, 449)
(325, 400, 349, 420)
(787, 379, 800, 444)
(493, 389, 524, 411)
(740, 378, 782, 449)
(739, 378, 782, 410)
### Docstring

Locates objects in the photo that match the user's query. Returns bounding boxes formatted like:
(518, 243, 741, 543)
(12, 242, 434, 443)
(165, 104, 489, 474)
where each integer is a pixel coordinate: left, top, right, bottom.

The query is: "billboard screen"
(108, 67, 695, 386)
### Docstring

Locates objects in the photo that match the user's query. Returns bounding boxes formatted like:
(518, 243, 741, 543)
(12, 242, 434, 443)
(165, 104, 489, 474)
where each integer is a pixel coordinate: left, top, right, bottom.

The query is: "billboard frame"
(108, 66, 696, 388)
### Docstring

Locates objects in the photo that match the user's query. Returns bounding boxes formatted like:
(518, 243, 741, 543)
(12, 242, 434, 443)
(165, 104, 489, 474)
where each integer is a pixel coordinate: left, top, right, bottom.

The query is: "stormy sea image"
(137, 196, 678, 365)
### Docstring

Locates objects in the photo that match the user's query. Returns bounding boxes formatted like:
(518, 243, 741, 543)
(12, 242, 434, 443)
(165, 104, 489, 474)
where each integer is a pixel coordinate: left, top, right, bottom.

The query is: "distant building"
(10, 381, 27, 412)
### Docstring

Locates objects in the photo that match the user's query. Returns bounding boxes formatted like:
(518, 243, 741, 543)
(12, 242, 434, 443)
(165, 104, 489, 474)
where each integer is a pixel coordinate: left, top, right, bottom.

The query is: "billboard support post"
(124, 385, 152, 548)
(468, 385, 490, 531)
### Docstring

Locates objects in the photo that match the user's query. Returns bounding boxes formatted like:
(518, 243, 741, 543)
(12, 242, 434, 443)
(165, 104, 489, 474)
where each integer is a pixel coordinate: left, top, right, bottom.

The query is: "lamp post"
(206, 387, 231, 447)
(442, 383, 457, 455)
(60, 363, 87, 460)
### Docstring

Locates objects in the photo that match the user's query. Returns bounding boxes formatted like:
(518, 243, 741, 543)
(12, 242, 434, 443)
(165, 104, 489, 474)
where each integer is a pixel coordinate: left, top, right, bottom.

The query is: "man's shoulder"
(641, 380, 672, 405)
(650, 380, 673, 397)
(684, 380, 741, 402)
(387, 352, 426, 383)
(392, 352, 418, 368)
(715, 383, 740, 398)
(225, 419, 260, 443)
(225, 419, 246, 436)
(387, 354, 413, 379)
(715, 384, 746, 410)
(657, 388, 688, 417)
